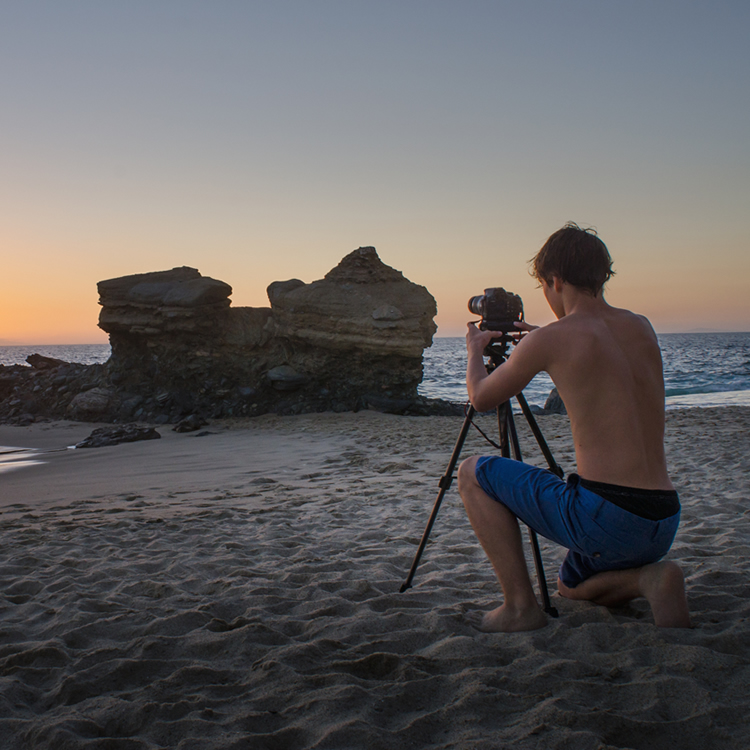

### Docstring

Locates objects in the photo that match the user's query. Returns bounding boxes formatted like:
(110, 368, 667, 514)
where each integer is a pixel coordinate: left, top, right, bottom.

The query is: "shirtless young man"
(458, 223, 691, 632)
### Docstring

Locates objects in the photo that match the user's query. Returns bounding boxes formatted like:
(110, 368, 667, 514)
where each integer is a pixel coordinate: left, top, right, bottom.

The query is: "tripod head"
(483, 333, 515, 369)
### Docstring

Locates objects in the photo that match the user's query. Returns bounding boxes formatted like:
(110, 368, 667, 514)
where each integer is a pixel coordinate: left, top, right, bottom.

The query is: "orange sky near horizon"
(2, 223, 748, 345)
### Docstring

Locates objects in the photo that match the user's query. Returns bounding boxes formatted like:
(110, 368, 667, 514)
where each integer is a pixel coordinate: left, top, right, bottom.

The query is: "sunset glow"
(1, 2, 748, 344)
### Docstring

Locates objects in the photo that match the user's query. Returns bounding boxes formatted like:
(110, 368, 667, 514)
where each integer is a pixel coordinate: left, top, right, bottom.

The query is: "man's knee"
(457, 456, 480, 495)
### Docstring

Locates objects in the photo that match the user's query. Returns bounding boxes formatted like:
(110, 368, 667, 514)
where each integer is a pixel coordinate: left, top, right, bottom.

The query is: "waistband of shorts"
(572, 474, 680, 521)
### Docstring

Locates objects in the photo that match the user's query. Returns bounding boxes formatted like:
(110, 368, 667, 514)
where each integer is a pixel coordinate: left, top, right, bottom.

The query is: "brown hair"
(531, 222, 615, 296)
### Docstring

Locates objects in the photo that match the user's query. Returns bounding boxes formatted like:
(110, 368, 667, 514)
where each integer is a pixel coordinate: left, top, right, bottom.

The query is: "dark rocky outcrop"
(0, 362, 110, 425)
(172, 414, 208, 433)
(543, 387, 567, 415)
(75, 425, 161, 449)
(0, 247, 461, 425)
(26, 354, 69, 370)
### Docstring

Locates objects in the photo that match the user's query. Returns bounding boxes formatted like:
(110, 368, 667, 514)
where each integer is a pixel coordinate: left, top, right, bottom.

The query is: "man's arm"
(466, 323, 549, 412)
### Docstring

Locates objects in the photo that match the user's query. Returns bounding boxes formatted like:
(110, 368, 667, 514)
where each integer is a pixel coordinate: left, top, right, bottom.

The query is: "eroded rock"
(75, 425, 161, 449)
(543, 387, 567, 415)
(95, 247, 439, 419)
(67, 387, 115, 419)
(173, 414, 208, 433)
(98, 266, 233, 336)
(0, 247, 449, 425)
(26, 354, 68, 370)
(268, 247, 436, 357)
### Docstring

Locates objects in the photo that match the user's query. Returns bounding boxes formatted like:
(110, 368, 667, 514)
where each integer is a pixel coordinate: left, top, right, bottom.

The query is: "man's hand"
(466, 319, 547, 412)
(466, 321, 496, 354)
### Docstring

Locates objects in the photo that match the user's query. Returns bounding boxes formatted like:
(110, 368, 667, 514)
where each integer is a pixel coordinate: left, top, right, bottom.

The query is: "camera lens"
(468, 295, 485, 316)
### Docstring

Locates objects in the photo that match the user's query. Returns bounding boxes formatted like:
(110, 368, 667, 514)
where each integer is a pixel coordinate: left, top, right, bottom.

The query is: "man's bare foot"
(467, 603, 547, 633)
(639, 561, 692, 628)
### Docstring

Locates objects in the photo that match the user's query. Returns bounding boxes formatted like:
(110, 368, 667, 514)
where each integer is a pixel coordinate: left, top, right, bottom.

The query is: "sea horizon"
(3, 327, 750, 347)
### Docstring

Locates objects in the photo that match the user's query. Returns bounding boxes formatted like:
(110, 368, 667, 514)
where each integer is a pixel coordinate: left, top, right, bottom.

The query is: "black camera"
(468, 287, 524, 333)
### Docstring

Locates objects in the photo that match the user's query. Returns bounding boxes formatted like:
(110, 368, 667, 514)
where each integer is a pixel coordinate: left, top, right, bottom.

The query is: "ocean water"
(2, 334, 749, 410)
(0, 344, 111, 367)
(420, 333, 750, 410)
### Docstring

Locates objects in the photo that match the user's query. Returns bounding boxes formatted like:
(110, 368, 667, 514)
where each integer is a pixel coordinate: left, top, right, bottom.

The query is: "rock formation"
(96, 247, 443, 420)
(97, 265, 272, 419)
(264, 247, 438, 413)
(0, 359, 109, 425)
(543, 387, 567, 415)
(75, 425, 161, 449)
(0, 247, 460, 425)
(268, 247, 435, 358)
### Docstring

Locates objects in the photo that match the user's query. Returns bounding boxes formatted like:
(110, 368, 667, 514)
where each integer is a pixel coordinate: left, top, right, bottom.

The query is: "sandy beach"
(1, 407, 749, 749)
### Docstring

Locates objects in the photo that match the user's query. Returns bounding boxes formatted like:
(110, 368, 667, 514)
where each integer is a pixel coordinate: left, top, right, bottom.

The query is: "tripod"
(400, 335, 561, 617)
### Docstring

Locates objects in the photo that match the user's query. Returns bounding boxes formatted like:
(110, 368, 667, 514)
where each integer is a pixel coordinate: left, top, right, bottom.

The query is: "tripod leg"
(504, 407, 559, 618)
(527, 525, 558, 616)
(497, 401, 511, 457)
(400, 405, 476, 592)
(515, 392, 563, 478)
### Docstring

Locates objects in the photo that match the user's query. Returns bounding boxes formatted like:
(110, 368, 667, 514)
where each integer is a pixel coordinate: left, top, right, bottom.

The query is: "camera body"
(468, 287, 524, 333)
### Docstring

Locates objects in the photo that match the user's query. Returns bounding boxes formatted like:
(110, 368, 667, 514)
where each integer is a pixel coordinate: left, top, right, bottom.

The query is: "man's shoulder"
(558, 305, 655, 336)
(512, 320, 571, 364)
(531, 307, 658, 360)
(608, 307, 659, 341)
(536, 315, 583, 339)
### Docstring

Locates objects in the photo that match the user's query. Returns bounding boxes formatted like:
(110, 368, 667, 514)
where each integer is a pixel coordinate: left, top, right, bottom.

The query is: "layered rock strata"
(264, 247, 439, 415)
(0, 248, 457, 425)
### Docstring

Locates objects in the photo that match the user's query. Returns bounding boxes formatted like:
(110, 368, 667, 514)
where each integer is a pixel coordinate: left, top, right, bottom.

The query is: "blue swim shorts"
(474, 456, 681, 588)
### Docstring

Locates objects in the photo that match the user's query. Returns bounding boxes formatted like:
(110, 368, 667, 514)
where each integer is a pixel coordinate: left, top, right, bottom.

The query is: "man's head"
(531, 222, 615, 296)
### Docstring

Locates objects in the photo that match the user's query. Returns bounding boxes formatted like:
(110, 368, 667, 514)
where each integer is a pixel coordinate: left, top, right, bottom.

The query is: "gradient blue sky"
(1, 0, 748, 343)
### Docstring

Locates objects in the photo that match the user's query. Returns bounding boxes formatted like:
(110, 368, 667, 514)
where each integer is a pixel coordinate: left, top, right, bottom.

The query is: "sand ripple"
(1, 409, 749, 748)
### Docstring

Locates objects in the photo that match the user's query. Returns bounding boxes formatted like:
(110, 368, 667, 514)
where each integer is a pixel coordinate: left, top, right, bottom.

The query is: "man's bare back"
(519, 289, 673, 490)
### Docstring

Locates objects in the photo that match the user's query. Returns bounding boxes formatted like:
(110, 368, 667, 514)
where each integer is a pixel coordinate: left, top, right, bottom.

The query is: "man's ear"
(552, 276, 564, 293)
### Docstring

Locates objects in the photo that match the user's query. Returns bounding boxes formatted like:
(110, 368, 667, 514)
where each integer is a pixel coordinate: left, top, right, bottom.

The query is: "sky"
(1, 0, 748, 344)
